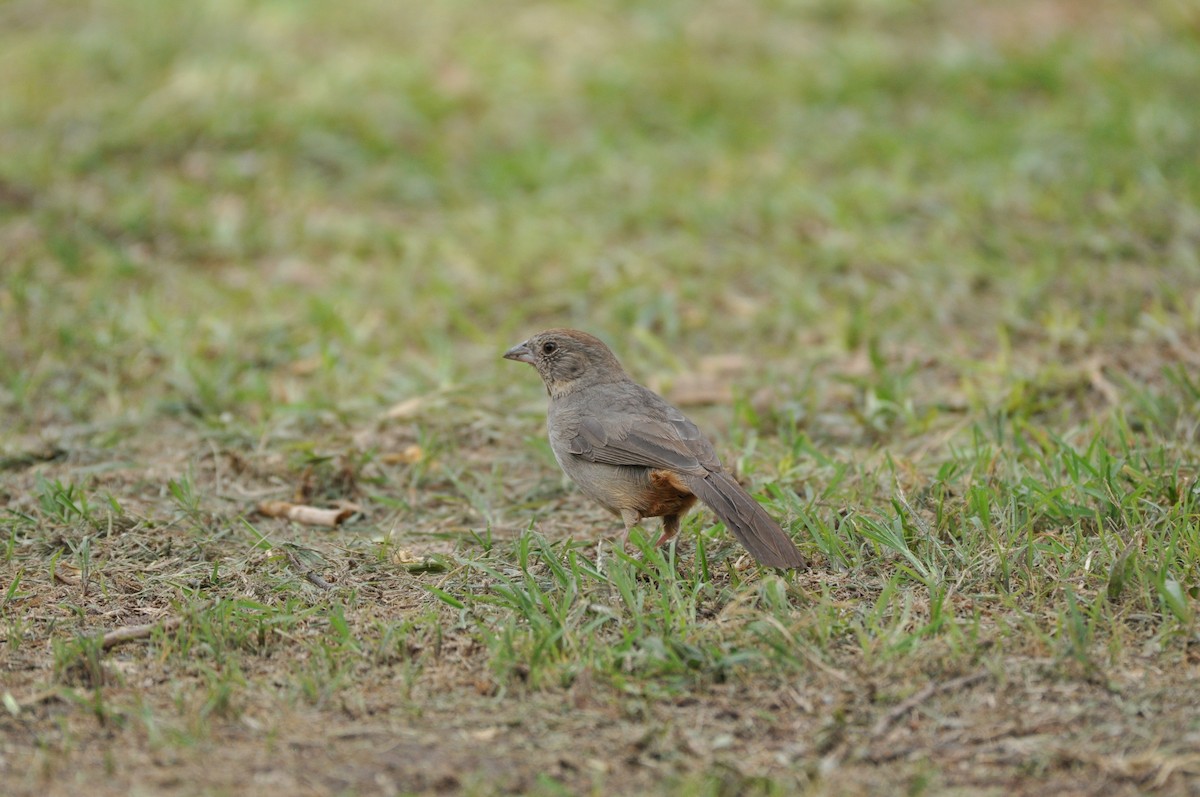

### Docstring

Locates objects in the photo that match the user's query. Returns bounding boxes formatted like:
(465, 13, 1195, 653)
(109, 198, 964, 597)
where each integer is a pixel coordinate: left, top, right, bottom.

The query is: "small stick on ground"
(285, 548, 334, 591)
(53, 569, 78, 587)
(819, 670, 992, 770)
(101, 615, 183, 650)
(869, 670, 989, 740)
(258, 500, 357, 527)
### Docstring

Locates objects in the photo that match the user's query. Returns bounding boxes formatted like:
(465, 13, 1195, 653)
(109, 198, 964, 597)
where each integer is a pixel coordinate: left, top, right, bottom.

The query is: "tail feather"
(683, 471, 806, 568)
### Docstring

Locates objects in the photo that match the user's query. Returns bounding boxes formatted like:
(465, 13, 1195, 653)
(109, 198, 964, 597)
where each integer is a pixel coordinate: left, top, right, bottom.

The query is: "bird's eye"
(542, 341, 557, 354)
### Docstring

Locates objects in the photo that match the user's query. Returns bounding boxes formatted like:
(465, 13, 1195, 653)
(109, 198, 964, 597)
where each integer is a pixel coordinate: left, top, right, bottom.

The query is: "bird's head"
(503, 328, 626, 397)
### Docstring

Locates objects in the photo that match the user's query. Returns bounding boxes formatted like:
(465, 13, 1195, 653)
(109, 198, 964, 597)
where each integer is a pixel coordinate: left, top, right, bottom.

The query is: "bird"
(503, 328, 806, 569)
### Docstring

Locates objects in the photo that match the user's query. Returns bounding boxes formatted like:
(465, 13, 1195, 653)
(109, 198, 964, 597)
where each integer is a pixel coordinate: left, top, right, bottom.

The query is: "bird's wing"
(565, 391, 720, 475)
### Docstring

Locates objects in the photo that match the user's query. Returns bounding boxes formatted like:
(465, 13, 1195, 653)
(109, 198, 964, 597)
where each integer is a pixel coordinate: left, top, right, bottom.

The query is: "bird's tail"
(681, 471, 806, 568)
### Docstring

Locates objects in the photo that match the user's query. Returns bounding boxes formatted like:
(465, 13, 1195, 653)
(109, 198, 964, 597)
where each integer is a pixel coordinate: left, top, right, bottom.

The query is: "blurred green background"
(1, 0, 1198, 436)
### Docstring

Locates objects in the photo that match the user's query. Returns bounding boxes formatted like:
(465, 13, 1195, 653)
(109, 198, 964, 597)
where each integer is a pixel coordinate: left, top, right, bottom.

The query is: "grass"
(2, 0, 1200, 794)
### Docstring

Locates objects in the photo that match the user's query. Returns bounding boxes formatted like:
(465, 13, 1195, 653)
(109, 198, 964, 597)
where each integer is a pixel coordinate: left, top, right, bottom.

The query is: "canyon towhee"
(504, 328, 806, 568)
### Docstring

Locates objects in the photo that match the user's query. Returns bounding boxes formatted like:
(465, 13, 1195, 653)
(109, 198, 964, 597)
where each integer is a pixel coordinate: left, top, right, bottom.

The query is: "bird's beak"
(503, 341, 535, 365)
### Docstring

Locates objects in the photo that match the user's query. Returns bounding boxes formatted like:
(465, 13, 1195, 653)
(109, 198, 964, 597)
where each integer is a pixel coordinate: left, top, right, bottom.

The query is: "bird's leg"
(597, 508, 642, 570)
(619, 508, 642, 552)
(654, 514, 681, 548)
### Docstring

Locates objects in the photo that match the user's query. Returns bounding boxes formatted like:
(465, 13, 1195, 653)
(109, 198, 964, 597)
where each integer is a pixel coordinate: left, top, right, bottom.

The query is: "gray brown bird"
(504, 328, 806, 568)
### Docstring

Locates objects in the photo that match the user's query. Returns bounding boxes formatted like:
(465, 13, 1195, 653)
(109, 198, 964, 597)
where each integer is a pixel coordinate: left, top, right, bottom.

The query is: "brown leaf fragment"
(389, 546, 448, 573)
(380, 444, 424, 465)
(667, 373, 734, 407)
(384, 397, 424, 420)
